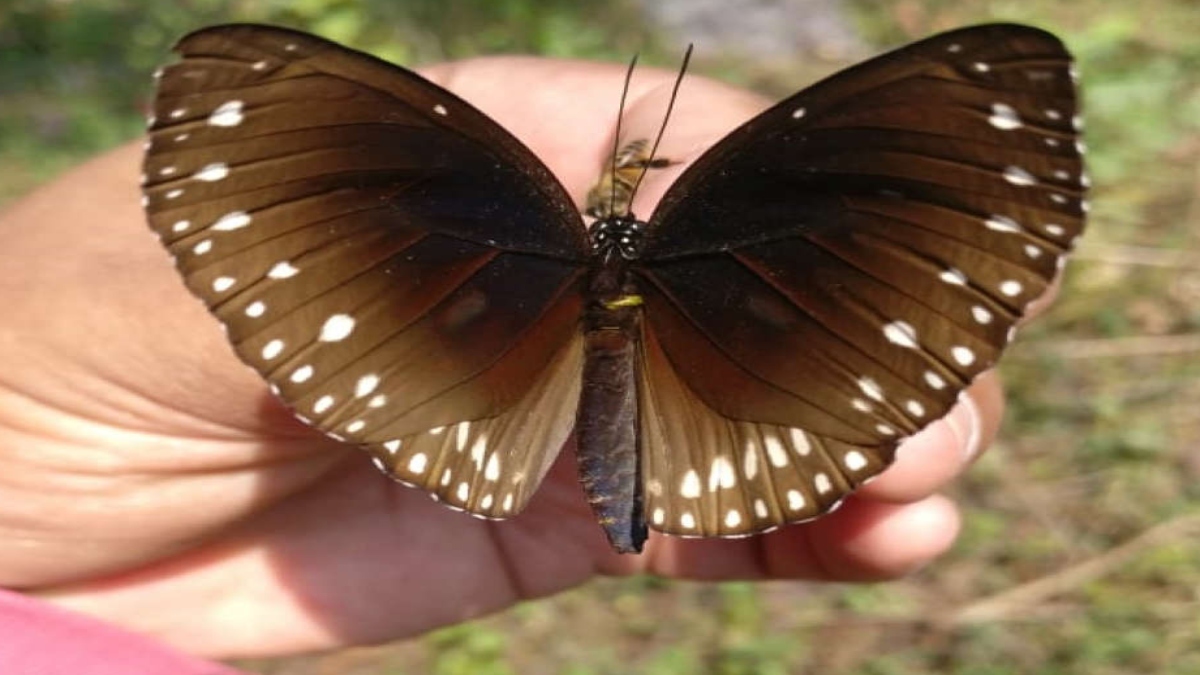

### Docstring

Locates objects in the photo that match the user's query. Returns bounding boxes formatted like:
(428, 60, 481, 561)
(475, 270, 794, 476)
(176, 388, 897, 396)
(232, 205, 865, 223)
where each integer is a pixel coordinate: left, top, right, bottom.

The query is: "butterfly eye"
(143, 23, 1083, 554)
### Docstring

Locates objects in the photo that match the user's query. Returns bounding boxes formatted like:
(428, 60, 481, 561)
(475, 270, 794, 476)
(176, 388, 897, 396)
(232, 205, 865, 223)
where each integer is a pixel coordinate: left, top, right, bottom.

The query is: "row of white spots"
(657, 471, 844, 531)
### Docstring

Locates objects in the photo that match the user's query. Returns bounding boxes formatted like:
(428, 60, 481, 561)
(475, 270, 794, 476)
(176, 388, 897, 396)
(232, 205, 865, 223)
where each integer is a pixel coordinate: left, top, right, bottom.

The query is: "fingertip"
(859, 371, 1004, 503)
(795, 494, 962, 581)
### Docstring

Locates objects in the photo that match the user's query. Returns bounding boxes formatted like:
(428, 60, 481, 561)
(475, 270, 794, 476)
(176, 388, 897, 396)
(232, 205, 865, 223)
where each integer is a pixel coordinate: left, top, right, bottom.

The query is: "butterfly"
(141, 23, 1085, 553)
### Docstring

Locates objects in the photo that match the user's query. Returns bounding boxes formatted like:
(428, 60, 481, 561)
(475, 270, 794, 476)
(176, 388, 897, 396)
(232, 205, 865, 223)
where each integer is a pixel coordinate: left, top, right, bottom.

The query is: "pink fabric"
(0, 588, 245, 674)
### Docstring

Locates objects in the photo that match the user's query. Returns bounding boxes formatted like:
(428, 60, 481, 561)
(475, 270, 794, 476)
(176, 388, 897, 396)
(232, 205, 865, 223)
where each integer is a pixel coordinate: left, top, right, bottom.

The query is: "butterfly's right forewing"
(143, 24, 589, 517)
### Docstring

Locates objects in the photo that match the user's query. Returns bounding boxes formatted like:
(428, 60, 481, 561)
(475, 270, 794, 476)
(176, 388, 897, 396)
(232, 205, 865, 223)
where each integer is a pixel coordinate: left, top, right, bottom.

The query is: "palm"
(0, 56, 1000, 658)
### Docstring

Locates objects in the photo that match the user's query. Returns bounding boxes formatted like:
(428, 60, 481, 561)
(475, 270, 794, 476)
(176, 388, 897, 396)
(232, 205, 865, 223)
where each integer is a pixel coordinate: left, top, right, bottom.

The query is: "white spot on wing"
(788, 428, 810, 455)
(858, 377, 885, 402)
(951, 346, 976, 366)
(408, 452, 427, 474)
(212, 211, 251, 231)
(208, 100, 245, 127)
(680, 469, 701, 498)
(925, 370, 947, 390)
(355, 374, 380, 398)
(764, 434, 789, 467)
(267, 261, 299, 279)
(261, 339, 284, 360)
(844, 451, 868, 472)
(814, 473, 832, 494)
(318, 314, 355, 342)
(988, 102, 1022, 130)
(245, 300, 266, 318)
(985, 214, 1022, 233)
(940, 268, 967, 285)
(485, 453, 501, 481)
(724, 509, 742, 528)
(786, 489, 805, 511)
(708, 456, 736, 490)
(743, 448, 758, 480)
(651, 507, 665, 525)
(313, 394, 334, 414)
(1003, 165, 1038, 186)
(212, 276, 236, 292)
(193, 162, 229, 182)
(882, 320, 918, 348)
(290, 364, 314, 383)
(1000, 280, 1023, 297)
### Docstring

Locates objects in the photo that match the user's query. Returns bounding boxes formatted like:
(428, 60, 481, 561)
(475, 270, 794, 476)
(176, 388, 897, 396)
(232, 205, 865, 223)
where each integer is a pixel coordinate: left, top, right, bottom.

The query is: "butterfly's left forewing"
(143, 24, 590, 516)
(634, 24, 1085, 536)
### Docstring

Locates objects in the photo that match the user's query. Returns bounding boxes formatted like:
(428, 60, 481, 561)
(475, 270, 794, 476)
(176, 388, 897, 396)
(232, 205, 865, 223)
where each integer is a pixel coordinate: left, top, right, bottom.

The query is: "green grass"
(5, 0, 1199, 672)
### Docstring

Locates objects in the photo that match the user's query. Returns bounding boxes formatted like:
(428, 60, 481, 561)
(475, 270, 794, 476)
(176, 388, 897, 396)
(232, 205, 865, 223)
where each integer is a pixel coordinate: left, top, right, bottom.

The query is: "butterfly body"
(143, 23, 1084, 554)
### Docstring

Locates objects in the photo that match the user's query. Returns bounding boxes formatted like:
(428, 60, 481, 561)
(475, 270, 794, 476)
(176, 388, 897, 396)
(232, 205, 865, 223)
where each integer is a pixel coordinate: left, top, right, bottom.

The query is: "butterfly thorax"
(589, 214, 645, 261)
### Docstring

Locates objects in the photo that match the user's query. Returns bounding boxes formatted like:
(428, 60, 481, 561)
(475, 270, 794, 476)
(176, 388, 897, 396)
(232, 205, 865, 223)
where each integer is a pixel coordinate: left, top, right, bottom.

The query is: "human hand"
(0, 55, 1021, 658)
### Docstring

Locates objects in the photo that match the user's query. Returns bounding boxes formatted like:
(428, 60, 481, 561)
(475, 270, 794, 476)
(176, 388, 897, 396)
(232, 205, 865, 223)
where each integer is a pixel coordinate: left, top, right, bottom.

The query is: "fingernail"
(945, 393, 983, 463)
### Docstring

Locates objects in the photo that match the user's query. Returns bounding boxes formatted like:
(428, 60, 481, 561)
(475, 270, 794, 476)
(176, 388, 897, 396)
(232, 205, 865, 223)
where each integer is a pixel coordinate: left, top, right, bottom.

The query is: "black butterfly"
(141, 23, 1085, 553)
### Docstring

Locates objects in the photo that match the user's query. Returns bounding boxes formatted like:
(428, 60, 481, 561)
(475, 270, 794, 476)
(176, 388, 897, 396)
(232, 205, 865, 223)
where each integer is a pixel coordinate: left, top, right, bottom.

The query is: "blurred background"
(2, 0, 1198, 672)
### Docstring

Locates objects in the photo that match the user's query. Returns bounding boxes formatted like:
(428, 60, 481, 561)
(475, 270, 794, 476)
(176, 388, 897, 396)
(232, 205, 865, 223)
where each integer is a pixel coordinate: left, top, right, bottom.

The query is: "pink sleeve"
(0, 588, 246, 674)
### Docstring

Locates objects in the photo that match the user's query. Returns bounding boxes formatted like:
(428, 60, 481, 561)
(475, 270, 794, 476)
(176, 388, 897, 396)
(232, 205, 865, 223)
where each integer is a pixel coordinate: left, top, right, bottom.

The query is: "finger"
(634, 494, 960, 581)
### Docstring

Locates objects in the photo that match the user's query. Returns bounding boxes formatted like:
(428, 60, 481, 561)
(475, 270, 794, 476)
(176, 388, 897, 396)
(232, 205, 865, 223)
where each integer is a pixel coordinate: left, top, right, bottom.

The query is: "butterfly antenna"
(609, 52, 639, 218)
(628, 43, 693, 213)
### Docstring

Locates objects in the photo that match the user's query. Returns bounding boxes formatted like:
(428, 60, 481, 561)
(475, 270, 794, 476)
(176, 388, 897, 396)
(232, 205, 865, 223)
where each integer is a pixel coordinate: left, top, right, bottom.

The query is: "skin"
(0, 55, 1044, 659)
